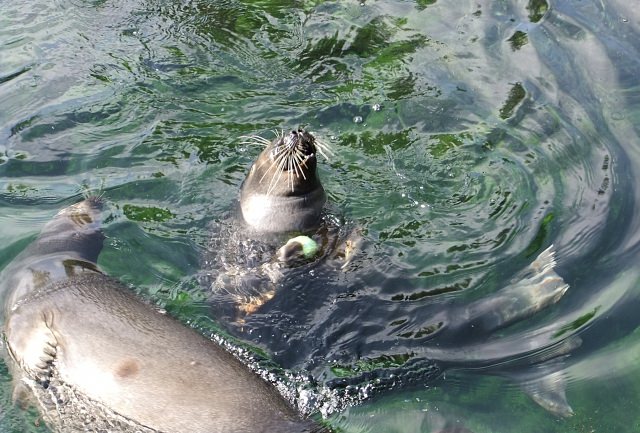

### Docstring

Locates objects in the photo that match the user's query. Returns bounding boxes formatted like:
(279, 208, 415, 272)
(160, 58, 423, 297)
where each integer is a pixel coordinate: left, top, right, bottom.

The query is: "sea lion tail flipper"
(512, 363, 574, 417)
(503, 336, 581, 417)
(523, 370, 574, 417)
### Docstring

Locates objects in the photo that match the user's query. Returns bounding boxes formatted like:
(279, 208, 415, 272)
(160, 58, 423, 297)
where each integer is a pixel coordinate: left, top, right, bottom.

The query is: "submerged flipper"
(443, 246, 575, 416)
(452, 245, 569, 333)
(506, 360, 575, 418)
(524, 369, 574, 417)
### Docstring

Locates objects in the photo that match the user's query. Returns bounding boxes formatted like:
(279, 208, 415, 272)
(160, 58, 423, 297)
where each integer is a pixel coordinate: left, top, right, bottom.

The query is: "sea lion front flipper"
(5, 308, 58, 390)
(451, 245, 569, 333)
(330, 226, 362, 271)
(341, 236, 360, 270)
(11, 379, 34, 410)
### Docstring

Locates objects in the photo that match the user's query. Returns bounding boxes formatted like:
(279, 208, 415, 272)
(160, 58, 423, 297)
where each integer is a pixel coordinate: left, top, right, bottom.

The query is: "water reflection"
(1, 0, 640, 431)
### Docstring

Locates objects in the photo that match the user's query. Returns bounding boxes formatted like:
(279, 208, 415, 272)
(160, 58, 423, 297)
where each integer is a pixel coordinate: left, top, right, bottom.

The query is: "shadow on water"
(2, 0, 640, 431)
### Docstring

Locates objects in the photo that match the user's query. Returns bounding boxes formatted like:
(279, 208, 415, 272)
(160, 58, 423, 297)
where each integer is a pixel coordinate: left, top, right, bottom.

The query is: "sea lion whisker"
(294, 150, 309, 170)
(286, 152, 307, 181)
(256, 146, 287, 173)
(288, 156, 296, 191)
(273, 129, 284, 140)
(300, 157, 310, 171)
(239, 135, 271, 145)
(265, 152, 290, 193)
(256, 156, 276, 174)
(290, 155, 303, 181)
(259, 159, 283, 185)
(275, 155, 289, 175)
(313, 138, 333, 160)
(297, 162, 307, 180)
(266, 165, 286, 196)
(291, 148, 305, 164)
(239, 141, 267, 148)
(257, 150, 287, 184)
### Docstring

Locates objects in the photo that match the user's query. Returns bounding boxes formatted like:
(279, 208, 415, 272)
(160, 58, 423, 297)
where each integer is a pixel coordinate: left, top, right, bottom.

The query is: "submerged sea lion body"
(0, 199, 326, 433)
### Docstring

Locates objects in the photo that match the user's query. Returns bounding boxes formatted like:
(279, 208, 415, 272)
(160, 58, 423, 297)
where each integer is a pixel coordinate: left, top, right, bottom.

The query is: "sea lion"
(202, 128, 358, 317)
(239, 128, 329, 234)
(204, 129, 361, 317)
(0, 198, 328, 433)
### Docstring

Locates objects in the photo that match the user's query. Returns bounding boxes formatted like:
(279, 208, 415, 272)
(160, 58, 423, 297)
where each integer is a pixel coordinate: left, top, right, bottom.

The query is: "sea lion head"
(239, 129, 329, 233)
(34, 196, 105, 264)
(0, 197, 105, 315)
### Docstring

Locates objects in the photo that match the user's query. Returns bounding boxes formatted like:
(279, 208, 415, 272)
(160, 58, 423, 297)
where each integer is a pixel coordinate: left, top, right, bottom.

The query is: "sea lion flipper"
(328, 226, 362, 271)
(514, 365, 574, 417)
(340, 232, 362, 271)
(5, 307, 58, 388)
(449, 245, 569, 333)
(11, 379, 33, 409)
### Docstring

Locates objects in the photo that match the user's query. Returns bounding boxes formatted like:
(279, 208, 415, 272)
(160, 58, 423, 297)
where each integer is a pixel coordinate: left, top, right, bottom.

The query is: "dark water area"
(2, 0, 640, 432)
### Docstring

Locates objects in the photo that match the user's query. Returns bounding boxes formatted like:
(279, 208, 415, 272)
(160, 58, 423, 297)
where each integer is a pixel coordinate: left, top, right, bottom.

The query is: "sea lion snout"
(270, 128, 318, 165)
(51, 197, 103, 234)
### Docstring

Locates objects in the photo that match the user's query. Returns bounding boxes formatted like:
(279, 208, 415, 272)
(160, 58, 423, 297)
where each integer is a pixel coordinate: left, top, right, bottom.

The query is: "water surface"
(1, 0, 640, 432)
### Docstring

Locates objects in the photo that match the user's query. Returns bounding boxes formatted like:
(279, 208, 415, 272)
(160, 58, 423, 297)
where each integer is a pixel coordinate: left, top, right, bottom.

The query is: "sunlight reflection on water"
(1, 0, 640, 432)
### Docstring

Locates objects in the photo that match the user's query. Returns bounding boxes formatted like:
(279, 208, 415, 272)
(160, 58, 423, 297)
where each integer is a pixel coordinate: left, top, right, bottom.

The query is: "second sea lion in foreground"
(0, 198, 328, 433)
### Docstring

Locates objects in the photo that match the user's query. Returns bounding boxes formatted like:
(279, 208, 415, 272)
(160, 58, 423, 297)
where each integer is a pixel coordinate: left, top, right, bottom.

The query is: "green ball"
(285, 235, 318, 259)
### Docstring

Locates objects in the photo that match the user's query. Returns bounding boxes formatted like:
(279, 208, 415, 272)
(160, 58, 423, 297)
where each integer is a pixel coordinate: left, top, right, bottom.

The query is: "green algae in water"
(122, 204, 174, 222)
(348, 17, 393, 58)
(365, 35, 427, 69)
(6, 183, 38, 198)
(330, 353, 414, 378)
(415, 0, 437, 10)
(342, 130, 413, 155)
(527, 0, 549, 23)
(162, 289, 206, 317)
(499, 82, 526, 119)
(524, 213, 554, 258)
(553, 307, 599, 338)
(428, 132, 472, 158)
(508, 30, 528, 51)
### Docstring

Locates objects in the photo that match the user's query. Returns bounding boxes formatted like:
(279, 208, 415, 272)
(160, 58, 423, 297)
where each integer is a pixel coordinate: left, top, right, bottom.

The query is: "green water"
(2, 0, 640, 432)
